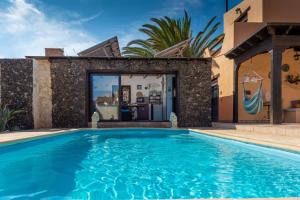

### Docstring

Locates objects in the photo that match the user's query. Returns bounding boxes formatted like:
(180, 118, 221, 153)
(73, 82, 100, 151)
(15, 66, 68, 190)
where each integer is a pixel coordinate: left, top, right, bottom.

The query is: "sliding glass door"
(90, 75, 120, 120)
(89, 73, 177, 122)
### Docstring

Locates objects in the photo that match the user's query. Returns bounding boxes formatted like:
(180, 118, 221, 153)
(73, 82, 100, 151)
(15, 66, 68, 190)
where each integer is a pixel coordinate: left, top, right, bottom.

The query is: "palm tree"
(123, 11, 224, 58)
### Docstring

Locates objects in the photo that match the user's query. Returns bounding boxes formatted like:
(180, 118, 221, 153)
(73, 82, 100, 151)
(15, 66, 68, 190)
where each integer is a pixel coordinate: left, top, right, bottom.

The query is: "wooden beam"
(255, 34, 264, 40)
(285, 25, 293, 35)
(246, 40, 254, 47)
(273, 35, 300, 47)
(237, 46, 245, 52)
(227, 52, 238, 59)
(270, 47, 283, 124)
(233, 61, 240, 123)
(235, 37, 272, 64)
(267, 26, 276, 35)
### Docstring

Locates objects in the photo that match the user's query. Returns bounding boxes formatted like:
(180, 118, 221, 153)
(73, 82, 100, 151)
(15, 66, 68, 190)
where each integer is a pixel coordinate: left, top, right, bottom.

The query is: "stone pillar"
(32, 59, 53, 128)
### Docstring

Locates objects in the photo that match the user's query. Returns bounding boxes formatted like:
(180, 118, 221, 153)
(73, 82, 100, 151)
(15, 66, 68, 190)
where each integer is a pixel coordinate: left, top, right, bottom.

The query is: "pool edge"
(0, 129, 81, 146)
(1, 127, 300, 154)
(0, 128, 181, 145)
(190, 128, 300, 154)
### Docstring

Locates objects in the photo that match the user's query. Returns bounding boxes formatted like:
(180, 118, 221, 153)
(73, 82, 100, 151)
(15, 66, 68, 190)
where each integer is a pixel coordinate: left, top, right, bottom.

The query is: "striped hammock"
(242, 80, 264, 115)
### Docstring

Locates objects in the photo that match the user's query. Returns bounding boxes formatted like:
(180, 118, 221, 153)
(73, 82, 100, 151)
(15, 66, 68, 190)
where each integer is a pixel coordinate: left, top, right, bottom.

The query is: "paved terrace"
(0, 129, 79, 145)
(192, 123, 300, 153)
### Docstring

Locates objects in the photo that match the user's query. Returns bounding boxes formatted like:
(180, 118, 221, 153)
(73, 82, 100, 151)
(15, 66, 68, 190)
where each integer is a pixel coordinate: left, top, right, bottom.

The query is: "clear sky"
(0, 0, 242, 58)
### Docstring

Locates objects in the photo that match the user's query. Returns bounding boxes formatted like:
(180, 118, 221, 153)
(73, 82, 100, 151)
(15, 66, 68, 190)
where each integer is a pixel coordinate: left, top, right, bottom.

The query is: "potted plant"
(0, 104, 23, 132)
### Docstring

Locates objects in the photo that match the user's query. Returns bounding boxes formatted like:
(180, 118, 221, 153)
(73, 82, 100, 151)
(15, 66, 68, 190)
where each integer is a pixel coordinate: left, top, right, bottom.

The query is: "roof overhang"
(225, 23, 300, 60)
(78, 36, 121, 57)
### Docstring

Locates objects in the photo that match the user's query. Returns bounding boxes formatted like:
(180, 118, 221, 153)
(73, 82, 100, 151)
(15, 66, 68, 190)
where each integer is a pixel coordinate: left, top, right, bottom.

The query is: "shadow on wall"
(218, 95, 233, 123)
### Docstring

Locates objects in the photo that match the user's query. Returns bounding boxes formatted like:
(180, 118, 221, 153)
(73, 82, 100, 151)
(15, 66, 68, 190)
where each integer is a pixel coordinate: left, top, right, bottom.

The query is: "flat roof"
(26, 56, 211, 62)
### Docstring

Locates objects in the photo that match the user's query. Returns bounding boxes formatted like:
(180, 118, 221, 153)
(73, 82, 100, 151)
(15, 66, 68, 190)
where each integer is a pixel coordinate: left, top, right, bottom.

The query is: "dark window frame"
(86, 71, 178, 124)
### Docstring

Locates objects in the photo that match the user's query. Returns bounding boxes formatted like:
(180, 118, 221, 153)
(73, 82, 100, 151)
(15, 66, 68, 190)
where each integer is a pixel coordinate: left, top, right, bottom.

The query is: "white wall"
(121, 75, 163, 103)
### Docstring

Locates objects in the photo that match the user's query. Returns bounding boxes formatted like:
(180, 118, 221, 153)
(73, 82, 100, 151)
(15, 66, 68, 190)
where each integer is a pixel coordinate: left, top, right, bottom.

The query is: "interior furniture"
(126, 104, 149, 121)
(121, 105, 132, 121)
(137, 104, 149, 120)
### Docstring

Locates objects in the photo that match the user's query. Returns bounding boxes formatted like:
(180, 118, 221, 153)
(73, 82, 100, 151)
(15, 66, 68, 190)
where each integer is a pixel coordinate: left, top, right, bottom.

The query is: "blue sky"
(0, 0, 242, 58)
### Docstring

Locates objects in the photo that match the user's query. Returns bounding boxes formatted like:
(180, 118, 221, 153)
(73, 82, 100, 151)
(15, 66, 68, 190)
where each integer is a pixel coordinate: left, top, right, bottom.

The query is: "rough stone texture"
(49, 57, 211, 128)
(0, 59, 33, 129)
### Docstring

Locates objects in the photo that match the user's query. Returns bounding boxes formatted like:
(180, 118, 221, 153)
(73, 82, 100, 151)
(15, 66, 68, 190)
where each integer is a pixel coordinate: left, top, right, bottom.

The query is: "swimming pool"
(0, 129, 299, 199)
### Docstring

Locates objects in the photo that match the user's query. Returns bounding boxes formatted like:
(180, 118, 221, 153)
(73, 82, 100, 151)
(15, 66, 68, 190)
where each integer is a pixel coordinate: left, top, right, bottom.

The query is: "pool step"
(98, 121, 171, 128)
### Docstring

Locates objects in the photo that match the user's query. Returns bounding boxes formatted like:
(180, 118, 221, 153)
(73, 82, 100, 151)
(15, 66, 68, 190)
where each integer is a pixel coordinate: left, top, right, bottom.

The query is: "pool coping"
(0, 129, 80, 146)
(0, 128, 175, 145)
(1, 128, 300, 154)
(190, 128, 300, 154)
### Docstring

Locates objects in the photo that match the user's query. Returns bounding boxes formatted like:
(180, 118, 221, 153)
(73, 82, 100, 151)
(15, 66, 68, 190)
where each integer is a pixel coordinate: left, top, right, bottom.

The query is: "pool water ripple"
(0, 129, 299, 199)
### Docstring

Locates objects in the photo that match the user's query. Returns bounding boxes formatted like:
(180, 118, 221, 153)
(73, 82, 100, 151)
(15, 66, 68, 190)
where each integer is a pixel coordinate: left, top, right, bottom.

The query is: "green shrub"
(0, 104, 23, 132)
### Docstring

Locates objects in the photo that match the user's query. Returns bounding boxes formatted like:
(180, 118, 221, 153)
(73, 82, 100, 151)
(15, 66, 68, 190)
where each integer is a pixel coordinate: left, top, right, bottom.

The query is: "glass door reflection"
(91, 75, 119, 120)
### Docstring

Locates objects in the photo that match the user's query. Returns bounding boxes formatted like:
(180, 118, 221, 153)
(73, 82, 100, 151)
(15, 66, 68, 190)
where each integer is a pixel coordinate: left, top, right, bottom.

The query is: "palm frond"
(0, 104, 23, 132)
(123, 11, 223, 58)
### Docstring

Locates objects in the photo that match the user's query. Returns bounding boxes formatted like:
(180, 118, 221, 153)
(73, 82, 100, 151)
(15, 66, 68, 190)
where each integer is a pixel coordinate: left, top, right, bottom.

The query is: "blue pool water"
(0, 129, 300, 199)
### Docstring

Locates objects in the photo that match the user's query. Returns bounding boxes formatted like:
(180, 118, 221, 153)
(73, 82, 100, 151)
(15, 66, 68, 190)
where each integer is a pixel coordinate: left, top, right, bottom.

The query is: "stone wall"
(49, 57, 211, 128)
(0, 57, 211, 129)
(0, 59, 33, 129)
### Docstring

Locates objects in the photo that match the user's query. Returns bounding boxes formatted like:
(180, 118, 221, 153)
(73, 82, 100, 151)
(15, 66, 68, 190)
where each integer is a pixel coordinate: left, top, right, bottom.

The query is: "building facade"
(0, 57, 212, 129)
(213, 0, 300, 123)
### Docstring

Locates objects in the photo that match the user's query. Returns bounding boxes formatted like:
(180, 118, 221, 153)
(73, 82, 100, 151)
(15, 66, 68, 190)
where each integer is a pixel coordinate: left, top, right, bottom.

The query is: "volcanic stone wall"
(0, 59, 33, 129)
(49, 58, 212, 128)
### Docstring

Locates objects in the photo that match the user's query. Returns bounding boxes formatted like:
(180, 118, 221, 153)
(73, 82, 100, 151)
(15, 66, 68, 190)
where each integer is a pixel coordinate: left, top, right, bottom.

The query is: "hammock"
(242, 79, 264, 115)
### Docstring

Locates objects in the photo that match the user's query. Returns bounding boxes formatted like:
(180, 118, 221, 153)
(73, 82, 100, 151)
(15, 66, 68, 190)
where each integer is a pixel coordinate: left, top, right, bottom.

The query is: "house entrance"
(89, 74, 177, 122)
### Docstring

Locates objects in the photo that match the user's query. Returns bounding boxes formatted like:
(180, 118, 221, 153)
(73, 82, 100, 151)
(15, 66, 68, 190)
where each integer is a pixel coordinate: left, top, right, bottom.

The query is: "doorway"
(211, 84, 219, 122)
(89, 73, 177, 122)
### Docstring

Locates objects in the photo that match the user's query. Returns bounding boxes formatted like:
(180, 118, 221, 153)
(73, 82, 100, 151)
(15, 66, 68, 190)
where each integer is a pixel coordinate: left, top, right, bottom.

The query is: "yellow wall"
(213, 0, 263, 122)
(238, 53, 270, 121)
(263, 0, 300, 23)
(212, 55, 234, 122)
(213, 0, 300, 122)
(237, 49, 300, 122)
(282, 50, 300, 109)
